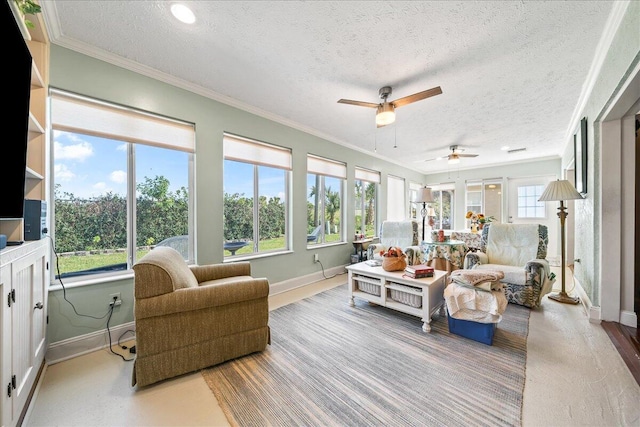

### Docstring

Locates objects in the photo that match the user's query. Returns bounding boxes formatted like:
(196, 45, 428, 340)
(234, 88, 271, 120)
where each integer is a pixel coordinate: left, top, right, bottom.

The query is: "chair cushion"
(380, 220, 419, 248)
(133, 246, 198, 299)
(485, 223, 539, 266)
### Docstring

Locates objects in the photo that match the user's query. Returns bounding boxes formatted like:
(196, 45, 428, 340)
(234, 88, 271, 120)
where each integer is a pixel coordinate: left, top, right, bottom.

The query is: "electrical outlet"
(313, 253, 319, 263)
(109, 292, 122, 307)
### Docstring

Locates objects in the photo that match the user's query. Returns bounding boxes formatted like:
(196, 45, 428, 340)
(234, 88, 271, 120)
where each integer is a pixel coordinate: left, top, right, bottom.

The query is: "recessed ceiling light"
(500, 145, 510, 151)
(171, 4, 195, 24)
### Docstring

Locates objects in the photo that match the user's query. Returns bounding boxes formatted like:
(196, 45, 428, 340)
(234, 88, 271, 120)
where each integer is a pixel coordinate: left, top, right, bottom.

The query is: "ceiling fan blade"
(390, 86, 442, 108)
(417, 156, 445, 163)
(337, 99, 379, 108)
(457, 153, 479, 158)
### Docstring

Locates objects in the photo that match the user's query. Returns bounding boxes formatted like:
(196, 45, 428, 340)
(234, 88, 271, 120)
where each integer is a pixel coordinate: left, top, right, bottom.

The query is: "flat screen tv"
(1, 0, 33, 219)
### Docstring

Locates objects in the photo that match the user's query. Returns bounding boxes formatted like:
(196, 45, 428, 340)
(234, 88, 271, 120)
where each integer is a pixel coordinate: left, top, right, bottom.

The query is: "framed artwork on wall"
(574, 117, 587, 195)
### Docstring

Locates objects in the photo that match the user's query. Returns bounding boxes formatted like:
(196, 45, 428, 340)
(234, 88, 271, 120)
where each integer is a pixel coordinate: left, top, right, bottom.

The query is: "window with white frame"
(223, 133, 291, 257)
(517, 184, 546, 218)
(354, 167, 380, 237)
(387, 175, 405, 221)
(465, 179, 502, 226)
(306, 155, 346, 245)
(51, 89, 195, 280)
(430, 183, 455, 230)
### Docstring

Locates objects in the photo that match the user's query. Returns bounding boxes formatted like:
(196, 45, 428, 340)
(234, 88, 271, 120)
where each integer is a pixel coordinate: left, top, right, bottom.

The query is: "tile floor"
(25, 267, 640, 426)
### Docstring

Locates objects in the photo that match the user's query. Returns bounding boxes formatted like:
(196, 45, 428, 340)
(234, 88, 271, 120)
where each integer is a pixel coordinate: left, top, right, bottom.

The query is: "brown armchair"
(132, 246, 270, 387)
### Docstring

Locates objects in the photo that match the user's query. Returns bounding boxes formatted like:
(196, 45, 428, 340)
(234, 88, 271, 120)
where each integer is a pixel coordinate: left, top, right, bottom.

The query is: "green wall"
(47, 45, 426, 343)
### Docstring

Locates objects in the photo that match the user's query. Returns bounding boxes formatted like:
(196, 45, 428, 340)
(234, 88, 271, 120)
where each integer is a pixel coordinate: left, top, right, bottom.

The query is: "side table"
(352, 238, 373, 262)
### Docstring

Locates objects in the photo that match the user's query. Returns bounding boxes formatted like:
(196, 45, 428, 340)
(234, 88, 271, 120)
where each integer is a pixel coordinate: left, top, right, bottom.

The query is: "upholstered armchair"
(463, 223, 554, 308)
(367, 220, 422, 265)
(132, 246, 270, 387)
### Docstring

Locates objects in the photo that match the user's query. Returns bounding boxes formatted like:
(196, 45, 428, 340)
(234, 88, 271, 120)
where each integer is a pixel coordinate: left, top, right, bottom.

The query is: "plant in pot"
(14, 0, 41, 28)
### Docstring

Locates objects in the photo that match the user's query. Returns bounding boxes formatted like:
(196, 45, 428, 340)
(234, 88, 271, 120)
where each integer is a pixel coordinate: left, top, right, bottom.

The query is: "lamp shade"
(415, 186, 434, 203)
(538, 180, 584, 202)
(448, 154, 460, 164)
(375, 103, 395, 126)
(427, 207, 436, 216)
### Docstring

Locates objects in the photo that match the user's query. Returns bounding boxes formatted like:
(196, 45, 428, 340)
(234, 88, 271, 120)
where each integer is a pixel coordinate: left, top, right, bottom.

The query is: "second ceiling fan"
(338, 85, 442, 128)
(423, 145, 479, 164)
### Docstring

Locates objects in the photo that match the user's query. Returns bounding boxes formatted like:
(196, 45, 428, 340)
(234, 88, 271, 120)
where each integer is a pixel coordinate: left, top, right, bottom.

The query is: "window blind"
(387, 175, 406, 220)
(307, 155, 346, 179)
(51, 90, 195, 153)
(224, 133, 292, 170)
(355, 167, 381, 184)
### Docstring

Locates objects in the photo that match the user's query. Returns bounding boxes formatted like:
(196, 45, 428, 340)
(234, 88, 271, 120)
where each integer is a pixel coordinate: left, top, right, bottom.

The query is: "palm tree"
(325, 187, 340, 233)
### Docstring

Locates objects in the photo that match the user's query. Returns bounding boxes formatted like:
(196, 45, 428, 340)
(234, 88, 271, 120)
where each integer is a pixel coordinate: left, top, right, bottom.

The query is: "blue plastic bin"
(447, 315, 497, 345)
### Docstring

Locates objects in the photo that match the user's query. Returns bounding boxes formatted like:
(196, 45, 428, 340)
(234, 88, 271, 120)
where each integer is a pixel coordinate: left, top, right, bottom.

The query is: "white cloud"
(54, 139, 94, 161)
(116, 143, 127, 151)
(54, 163, 76, 182)
(110, 170, 127, 184)
(93, 182, 108, 192)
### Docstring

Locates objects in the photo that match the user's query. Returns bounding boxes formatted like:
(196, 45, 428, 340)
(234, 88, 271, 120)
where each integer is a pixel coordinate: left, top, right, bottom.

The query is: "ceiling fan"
(422, 145, 479, 164)
(337, 85, 442, 128)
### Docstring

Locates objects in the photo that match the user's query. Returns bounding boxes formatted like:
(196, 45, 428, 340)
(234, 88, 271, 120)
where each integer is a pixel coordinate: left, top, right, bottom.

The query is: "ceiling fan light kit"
(375, 103, 395, 126)
(338, 85, 442, 128)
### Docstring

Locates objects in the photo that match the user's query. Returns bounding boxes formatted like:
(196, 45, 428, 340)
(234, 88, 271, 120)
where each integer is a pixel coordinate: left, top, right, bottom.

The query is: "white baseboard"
(46, 321, 136, 365)
(572, 276, 602, 324)
(269, 264, 347, 295)
(46, 267, 348, 363)
(620, 310, 638, 328)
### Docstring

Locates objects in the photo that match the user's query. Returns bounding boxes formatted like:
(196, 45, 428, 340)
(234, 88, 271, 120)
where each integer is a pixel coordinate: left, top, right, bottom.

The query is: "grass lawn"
(56, 233, 344, 276)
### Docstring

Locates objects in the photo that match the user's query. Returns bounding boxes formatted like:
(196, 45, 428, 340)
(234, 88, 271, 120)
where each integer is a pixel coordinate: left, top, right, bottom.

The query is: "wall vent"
(507, 148, 527, 154)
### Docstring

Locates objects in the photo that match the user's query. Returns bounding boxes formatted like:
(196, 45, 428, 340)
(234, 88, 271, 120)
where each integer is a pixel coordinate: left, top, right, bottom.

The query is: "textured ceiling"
(41, 1, 615, 173)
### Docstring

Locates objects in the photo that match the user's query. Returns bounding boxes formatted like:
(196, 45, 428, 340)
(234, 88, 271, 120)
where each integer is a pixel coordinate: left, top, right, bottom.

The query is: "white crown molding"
(564, 0, 631, 144)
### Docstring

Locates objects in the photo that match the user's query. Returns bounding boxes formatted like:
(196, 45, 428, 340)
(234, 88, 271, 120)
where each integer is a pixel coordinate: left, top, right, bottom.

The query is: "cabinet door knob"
(34, 302, 44, 310)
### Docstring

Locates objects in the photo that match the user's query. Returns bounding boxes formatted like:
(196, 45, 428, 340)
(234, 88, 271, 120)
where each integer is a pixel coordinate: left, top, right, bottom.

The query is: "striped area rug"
(202, 283, 530, 427)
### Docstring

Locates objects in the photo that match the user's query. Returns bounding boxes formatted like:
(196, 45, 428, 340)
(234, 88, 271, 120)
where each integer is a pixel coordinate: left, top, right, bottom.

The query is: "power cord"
(47, 235, 112, 320)
(47, 235, 135, 361)
(315, 259, 347, 280)
(106, 298, 134, 362)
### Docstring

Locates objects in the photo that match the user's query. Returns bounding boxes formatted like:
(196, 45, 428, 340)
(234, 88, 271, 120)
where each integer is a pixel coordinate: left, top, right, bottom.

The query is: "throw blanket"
(445, 282, 508, 323)
(381, 220, 417, 249)
(486, 223, 539, 266)
(450, 269, 504, 286)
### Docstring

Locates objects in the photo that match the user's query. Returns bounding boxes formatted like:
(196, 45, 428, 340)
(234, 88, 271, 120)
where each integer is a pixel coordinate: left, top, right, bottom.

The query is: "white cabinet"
(1, 240, 49, 427)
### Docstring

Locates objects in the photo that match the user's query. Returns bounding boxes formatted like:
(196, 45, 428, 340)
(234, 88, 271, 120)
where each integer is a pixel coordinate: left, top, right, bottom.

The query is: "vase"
(470, 223, 478, 234)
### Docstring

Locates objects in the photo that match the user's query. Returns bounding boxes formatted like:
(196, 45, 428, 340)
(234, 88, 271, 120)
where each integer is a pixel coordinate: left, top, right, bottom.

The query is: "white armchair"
(367, 220, 422, 265)
(463, 223, 554, 308)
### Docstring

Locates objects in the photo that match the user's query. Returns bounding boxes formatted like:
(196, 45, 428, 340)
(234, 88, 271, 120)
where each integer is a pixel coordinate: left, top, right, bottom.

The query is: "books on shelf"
(404, 264, 434, 278)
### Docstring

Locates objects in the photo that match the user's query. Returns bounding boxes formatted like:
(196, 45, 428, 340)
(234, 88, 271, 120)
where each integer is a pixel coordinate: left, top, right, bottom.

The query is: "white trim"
(269, 265, 347, 295)
(620, 310, 638, 329)
(564, 0, 631, 142)
(46, 321, 136, 365)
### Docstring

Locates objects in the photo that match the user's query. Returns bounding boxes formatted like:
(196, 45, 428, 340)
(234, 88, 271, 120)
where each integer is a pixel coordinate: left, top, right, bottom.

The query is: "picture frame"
(574, 117, 587, 195)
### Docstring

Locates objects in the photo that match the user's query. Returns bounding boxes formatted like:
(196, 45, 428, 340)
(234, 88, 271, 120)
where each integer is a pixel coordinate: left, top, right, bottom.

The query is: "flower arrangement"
(465, 211, 495, 224)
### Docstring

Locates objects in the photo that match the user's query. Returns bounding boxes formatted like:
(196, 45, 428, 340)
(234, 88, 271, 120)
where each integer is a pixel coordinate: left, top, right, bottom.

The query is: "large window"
(354, 167, 380, 237)
(386, 175, 405, 221)
(223, 134, 291, 257)
(307, 155, 346, 245)
(430, 183, 455, 230)
(51, 90, 195, 280)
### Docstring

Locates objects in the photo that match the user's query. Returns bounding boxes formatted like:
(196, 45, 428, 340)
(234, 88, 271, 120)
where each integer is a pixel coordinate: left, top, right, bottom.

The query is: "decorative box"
(389, 284, 422, 308)
(447, 315, 497, 345)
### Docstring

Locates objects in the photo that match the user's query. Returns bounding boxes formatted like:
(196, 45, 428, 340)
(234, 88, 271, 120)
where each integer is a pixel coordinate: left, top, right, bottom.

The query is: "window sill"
(49, 270, 136, 291)
(306, 241, 349, 250)
(224, 249, 294, 263)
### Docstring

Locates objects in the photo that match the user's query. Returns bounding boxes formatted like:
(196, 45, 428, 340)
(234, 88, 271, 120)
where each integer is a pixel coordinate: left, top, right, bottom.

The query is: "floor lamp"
(538, 179, 584, 304)
(414, 186, 434, 242)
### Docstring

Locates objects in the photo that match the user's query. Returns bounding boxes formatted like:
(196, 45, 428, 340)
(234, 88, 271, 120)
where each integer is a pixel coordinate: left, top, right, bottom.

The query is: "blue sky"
(55, 130, 285, 199)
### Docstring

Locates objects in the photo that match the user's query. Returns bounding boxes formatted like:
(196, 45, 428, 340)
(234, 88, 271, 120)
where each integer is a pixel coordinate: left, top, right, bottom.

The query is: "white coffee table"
(346, 262, 448, 332)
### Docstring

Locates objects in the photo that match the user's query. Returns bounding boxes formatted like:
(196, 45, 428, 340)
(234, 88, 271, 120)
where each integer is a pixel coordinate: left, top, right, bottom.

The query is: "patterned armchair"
(463, 223, 554, 308)
(367, 220, 422, 265)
